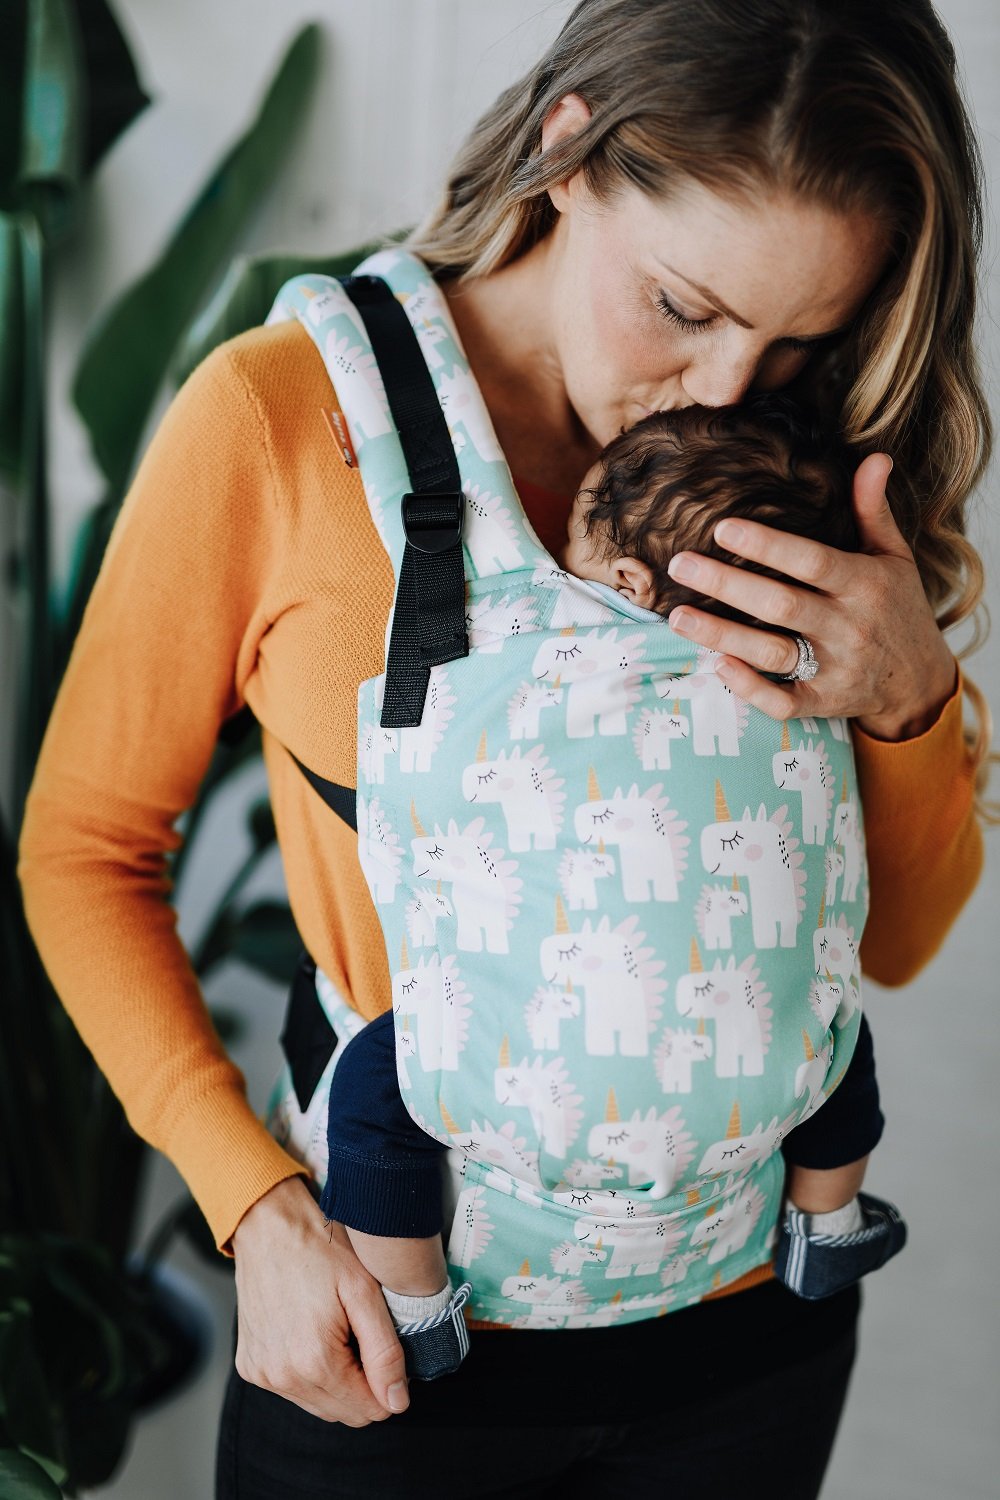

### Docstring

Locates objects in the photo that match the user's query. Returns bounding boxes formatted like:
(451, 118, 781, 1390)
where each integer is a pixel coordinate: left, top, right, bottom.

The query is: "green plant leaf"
(71, 22, 322, 494)
(169, 239, 387, 387)
(0, 1448, 64, 1500)
(229, 900, 301, 983)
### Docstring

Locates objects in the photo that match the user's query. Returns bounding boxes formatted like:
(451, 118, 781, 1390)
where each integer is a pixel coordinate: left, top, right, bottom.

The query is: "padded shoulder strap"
(343, 274, 468, 727)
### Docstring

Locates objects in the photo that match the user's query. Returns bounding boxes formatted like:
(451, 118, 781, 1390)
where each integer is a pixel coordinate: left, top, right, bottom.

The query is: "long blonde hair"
(408, 0, 996, 812)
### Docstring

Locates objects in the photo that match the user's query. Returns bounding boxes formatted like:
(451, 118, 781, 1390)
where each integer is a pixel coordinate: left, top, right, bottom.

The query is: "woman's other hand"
(231, 1177, 410, 1424)
(664, 453, 958, 740)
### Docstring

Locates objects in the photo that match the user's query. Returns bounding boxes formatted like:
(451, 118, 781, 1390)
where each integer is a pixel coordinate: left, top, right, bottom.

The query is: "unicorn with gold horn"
(693, 873, 749, 951)
(653, 647, 749, 756)
(572, 769, 690, 904)
(557, 839, 616, 911)
(695, 1102, 799, 1178)
(460, 737, 566, 852)
(771, 727, 834, 844)
(832, 768, 865, 901)
(632, 701, 690, 771)
(794, 1028, 834, 1119)
(506, 674, 564, 740)
(530, 625, 646, 738)
(497, 1259, 592, 1325)
(700, 782, 806, 949)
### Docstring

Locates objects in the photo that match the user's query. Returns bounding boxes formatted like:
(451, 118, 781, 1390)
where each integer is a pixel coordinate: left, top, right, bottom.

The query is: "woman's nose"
(680, 351, 759, 409)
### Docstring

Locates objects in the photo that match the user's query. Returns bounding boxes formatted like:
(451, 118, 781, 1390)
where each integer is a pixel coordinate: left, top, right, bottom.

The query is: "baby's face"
(555, 460, 618, 584)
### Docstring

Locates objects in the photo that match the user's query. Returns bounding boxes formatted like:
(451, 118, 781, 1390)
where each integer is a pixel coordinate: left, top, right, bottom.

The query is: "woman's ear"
(541, 93, 593, 214)
(611, 557, 658, 609)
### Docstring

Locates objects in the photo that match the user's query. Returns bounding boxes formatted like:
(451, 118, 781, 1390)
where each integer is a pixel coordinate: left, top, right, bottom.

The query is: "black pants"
(215, 1280, 860, 1499)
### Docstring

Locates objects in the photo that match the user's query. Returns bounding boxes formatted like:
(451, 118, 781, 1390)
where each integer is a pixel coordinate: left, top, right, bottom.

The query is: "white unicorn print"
(632, 704, 691, 770)
(404, 884, 453, 947)
(586, 1090, 697, 1198)
(573, 1199, 686, 1279)
(833, 774, 865, 901)
(808, 972, 846, 1029)
(795, 1030, 835, 1119)
(654, 1026, 714, 1094)
(398, 668, 456, 773)
(493, 1039, 584, 1161)
(410, 808, 522, 953)
(461, 737, 566, 851)
(438, 367, 506, 463)
(322, 327, 392, 446)
(532, 627, 645, 738)
(356, 792, 402, 905)
(394, 1015, 418, 1092)
(654, 650, 750, 756)
(524, 984, 581, 1050)
(700, 786, 807, 949)
(557, 843, 616, 911)
(446, 1180, 495, 1268)
(465, 591, 540, 652)
(800, 714, 849, 742)
(359, 720, 397, 785)
(771, 726, 834, 844)
(500, 1260, 592, 1326)
(391, 946, 471, 1076)
(573, 772, 689, 902)
(812, 896, 860, 997)
(529, 562, 617, 627)
(443, 1107, 543, 1188)
(696, 1103, 798, 1179)
(688, 1180, 766, 1264)
(824, 845, 846, 906)
(550, 1236, 609, 1276)
(506, 677, 564, 740)
(694, 879, 749, 950)
(675, 947, 774, 1078)
(539, 906, 667, 1057)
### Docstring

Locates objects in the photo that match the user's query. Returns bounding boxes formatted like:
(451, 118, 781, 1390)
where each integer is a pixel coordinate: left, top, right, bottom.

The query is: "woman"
(17, 2, 991, 1496)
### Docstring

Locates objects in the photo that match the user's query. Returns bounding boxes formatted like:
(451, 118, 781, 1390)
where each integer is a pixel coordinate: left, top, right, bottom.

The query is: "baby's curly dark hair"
(579, 393, 860, 623)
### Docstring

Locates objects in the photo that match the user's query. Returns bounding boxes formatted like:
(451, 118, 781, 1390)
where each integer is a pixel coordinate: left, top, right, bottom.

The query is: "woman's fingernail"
(669, 608, 692, 633)
(715, 660, 735, 680)
(715, 519, 744, 546)
(388, 1380, 409, 1412)
(668, 554, 697, 582)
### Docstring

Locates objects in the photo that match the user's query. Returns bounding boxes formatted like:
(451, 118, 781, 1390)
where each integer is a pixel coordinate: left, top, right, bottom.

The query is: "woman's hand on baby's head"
(665, 453, 957, 740)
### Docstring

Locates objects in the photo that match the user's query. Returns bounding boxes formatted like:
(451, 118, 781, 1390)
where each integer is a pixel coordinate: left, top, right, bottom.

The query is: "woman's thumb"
(852, 453, 911, 559)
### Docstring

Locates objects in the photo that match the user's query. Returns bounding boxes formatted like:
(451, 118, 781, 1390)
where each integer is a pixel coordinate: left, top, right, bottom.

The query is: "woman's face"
(544, 161, 891, 451)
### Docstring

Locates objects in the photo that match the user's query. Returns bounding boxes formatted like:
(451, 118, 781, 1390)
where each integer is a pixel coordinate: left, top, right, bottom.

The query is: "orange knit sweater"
(17, 319, 984, 1296)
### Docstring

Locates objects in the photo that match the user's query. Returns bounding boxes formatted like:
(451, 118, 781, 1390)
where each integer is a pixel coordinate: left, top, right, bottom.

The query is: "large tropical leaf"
(71, 23, 322, 495)
(170, 240, 386, 388)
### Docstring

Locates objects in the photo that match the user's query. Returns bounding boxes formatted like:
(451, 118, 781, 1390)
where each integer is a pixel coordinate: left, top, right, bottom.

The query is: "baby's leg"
(346, 1226, 449, 1299)
(785, 1154, 869, 1215)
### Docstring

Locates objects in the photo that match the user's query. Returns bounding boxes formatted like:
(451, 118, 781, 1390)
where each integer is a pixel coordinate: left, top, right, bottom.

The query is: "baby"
(320, 393, 906, 1382)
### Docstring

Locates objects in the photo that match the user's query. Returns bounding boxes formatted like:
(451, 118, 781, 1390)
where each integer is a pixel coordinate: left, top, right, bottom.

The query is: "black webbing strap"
(291, 754, 357, 830)
(342, 274, 468, 728)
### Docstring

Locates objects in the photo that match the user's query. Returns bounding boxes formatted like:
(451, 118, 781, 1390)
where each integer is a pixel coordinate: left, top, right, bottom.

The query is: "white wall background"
(22, 1, 1000, 1495)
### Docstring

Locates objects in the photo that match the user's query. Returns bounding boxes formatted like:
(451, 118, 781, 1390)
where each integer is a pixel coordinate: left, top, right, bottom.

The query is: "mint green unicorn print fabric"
(262, 249, 869, 1329)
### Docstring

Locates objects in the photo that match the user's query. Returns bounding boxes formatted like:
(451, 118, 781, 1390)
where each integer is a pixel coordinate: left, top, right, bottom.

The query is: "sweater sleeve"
(16, 342, 310, 1255)
(853, 662, 984, 986)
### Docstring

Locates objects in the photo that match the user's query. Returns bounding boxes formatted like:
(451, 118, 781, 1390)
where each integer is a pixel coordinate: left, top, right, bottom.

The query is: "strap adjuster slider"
(402, 492, 464, 554)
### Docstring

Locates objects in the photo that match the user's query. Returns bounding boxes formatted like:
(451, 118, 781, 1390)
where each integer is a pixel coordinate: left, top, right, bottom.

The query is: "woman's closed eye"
(655, 288, 825, 356)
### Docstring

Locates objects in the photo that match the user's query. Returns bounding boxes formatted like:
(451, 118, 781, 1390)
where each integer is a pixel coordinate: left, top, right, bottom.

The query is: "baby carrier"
(262, 249, 869, 1329)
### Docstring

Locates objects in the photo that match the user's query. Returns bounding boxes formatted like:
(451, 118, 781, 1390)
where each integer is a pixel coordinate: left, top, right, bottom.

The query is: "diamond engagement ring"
(781, 635, 820, 682)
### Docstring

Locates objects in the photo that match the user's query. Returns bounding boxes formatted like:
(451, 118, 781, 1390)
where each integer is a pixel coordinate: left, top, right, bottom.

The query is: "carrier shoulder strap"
(342, 273, 469, 729)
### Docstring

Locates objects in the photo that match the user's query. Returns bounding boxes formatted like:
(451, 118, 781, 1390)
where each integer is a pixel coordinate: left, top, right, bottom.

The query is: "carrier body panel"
(263, 250, 869, 1328)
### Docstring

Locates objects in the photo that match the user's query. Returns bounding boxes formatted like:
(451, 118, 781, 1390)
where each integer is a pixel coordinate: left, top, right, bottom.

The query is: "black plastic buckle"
(402, 492, 464, 554)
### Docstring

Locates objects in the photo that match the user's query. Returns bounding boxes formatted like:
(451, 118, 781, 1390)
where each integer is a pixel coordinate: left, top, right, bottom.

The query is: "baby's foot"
(382, 1281, 473, 1381)
(775, 1191, 907, 1300)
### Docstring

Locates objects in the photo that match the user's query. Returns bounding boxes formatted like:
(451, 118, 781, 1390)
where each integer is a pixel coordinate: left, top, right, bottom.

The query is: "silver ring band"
(780, 635, 819, 682)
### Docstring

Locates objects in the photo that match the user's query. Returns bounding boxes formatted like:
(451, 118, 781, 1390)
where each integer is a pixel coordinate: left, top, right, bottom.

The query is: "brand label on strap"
(322, 407, 358, 468)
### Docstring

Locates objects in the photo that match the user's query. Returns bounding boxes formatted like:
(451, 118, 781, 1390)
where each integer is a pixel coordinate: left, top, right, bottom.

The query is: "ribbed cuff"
(320, 1146, 444, 1237)
(851, 661, 970, 825)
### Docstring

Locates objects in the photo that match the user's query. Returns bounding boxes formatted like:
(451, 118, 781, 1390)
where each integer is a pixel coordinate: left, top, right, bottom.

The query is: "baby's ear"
(612, 556, 658, 608)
